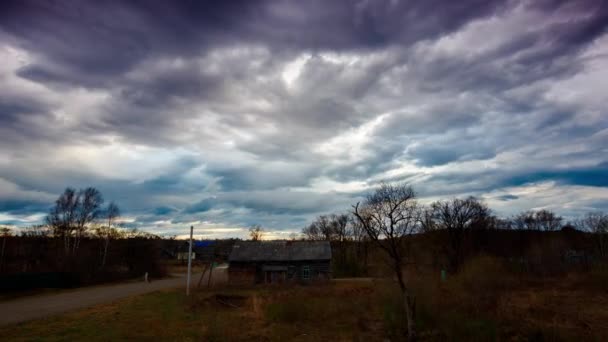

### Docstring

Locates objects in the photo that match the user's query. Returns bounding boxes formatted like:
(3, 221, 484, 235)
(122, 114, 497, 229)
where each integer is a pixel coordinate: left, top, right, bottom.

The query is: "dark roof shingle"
(229, 241, 331, 262)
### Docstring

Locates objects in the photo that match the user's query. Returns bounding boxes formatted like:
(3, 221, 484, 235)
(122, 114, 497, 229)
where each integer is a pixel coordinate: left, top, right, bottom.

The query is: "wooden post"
(197, 263, 210, 288)
(186, 225, 193, 296)
(207, 262, 214, 288)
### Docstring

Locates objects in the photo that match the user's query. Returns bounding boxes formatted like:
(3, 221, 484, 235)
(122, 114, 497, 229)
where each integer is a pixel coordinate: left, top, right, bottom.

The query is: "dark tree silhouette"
(428, 197, 491, 272)
(46, 187, 104, 255)
(46, 188, 79, 254)
(352, 182, 419, 341)
(0, 226, 12, 272)
(574, 212, 608, 258)
(74, 187, 104, 252)
(101, 201, 120, 268)
(512, 209, 562, 231)
(303, 214, 352, 242)
(302, 215, 330, 240)
(248, 224, 264, 241)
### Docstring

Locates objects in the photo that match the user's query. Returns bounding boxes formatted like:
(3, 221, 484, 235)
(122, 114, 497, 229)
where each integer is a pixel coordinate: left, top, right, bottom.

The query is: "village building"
(228, 241, 331, 284)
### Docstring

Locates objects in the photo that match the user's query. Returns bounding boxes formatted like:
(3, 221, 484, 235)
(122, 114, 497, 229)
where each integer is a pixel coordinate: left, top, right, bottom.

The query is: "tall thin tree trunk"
(403, 290, 416, 341)
(395, 264, 416, 341)
(207, 262, 215, 288)
(0, 235, 6, 273)
(364, 241, 368, 273)
(64, 233, 70, 256)
(74, 228, 82, 254)
(101, 217, 111, 268)
(198, 263, 210, 288)
(599, 233, 606, 260)
(102, 237, 109, 268)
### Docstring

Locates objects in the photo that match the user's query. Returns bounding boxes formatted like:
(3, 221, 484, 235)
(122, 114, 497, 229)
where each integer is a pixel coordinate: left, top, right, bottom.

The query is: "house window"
(302, 266, 310, 280)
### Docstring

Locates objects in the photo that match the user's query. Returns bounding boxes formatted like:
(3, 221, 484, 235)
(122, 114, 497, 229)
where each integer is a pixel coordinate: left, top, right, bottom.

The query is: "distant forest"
(1, 184, 607, 295)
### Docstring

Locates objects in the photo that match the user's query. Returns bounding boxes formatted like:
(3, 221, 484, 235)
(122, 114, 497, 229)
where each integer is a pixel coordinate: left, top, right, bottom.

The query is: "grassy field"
(2, 261, 608, 341)
(1, 282, 389, 341)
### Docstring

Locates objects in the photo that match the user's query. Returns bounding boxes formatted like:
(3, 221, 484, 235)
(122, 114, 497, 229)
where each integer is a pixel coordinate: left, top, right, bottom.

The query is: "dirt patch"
(213, 294, 248, 308)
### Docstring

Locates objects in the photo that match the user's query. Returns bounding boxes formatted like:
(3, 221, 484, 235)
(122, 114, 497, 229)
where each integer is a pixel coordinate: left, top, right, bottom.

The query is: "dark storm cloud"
(0, 199, 48, 215)
(183, 199, 215, 214)
(504, 164, 608, 188)
(410, 2, 608, 94)
(184, 190, 354, 216)
(152, 206, 178, 216)
(411, 148, 460, 167)
(0, 96, 44, 123)
(0, 0, 509, 79)
(140, 157, 202, 192)
(0, 91, 59, 145)
(1, 0, 607, 233)
(410, 160, 608, 201)
(497, 194, 519, 201)
(206, 161, 321, 192)
(325, 140, 408, 182)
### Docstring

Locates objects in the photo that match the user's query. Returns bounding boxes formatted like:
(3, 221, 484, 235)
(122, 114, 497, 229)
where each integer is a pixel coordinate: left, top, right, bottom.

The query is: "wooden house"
(228, 241, 331, 285)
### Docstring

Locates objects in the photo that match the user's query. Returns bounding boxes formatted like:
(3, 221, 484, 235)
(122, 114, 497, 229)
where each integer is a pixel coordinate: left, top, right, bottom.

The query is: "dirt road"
(0, 273, 201, 326)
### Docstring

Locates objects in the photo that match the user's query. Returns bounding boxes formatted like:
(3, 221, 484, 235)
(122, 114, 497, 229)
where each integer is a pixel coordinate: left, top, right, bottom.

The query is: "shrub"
(583, 265, 608, 292)
(452, 255, 514, 295)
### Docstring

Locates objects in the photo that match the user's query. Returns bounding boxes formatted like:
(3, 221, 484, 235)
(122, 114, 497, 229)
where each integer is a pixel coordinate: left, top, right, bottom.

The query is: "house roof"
(229, 241, 331, 262)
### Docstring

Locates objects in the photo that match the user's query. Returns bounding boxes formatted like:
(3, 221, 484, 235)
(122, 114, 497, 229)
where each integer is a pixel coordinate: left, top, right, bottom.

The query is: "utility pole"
(186, 225, 193, 296)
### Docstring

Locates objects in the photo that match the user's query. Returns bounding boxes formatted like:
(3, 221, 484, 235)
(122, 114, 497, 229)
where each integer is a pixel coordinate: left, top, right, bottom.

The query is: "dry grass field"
(2, 258, 607, 341)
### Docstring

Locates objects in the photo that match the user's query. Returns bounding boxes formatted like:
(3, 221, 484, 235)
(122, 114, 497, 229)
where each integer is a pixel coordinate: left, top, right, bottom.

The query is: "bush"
(378, 286, 407, 339)
(406, 256, 518, 340)
(583, 265, 608, 292)
(452, 255, 514, 295)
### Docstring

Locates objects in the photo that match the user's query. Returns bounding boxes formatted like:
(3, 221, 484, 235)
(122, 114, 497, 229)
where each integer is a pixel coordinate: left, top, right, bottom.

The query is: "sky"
(0, 0, 607, 239)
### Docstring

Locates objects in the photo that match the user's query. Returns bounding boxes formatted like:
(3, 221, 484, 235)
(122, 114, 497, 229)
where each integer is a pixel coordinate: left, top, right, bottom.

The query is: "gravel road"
(0, 273, 202, 326)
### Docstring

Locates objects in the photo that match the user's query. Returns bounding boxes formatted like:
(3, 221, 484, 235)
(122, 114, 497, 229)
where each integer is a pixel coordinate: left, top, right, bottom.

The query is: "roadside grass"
(0, 289, 203, 341)
(2, 267, 608, 341)
(0, 282, 388, 342)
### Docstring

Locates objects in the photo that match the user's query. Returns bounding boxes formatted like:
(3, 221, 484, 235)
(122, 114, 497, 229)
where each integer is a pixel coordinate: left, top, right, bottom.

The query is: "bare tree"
(46, 187, 104, 255)
(329, 213, 351, 264)
(248, 224, 264, 241)
(351, 215, 370, 272)
(74, 187, 104, 252)
(303, 214, 351, 242)
(302, 222, 319, 240)
(302, 215, 332, 240)
(19, 225, 51, 237)
(302, 220, 322, 240)
(318, 215, 334, 240)
(536, 209, 563, 231)
(100, 202, 120, 268)
(428, 197, 491, 272)
(352, 182, 419, 341)
(419, 206, 437, 233)
(0, 226, 12, 272)
(512, 211, 535, 230)
(512, 210, 562, 231)
(574, 212, 608, 258)
(46, 188, 79, 254)
(330, 213, 351, 242)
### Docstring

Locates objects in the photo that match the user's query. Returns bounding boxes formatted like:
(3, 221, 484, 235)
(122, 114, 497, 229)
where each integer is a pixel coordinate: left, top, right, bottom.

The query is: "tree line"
(0, 187, 166, 287)
(301, 182, 608, 341)
(45, 187, 122, 264)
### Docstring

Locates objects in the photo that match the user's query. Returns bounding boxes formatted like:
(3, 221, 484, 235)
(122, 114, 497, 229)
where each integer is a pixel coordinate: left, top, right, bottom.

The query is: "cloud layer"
(1, 0, 607, 237)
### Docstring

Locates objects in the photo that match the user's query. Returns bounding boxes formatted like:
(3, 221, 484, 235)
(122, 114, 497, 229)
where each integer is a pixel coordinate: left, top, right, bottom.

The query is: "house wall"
(228, 260, 331, 285)
(286, 261, 331, 282)
(228, 262, 256, 285)
(176, 252, 195, 261)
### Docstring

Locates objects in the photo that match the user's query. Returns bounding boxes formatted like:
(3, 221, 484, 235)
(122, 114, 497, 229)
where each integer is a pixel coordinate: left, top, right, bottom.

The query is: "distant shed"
(228, 241, 331, 285)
